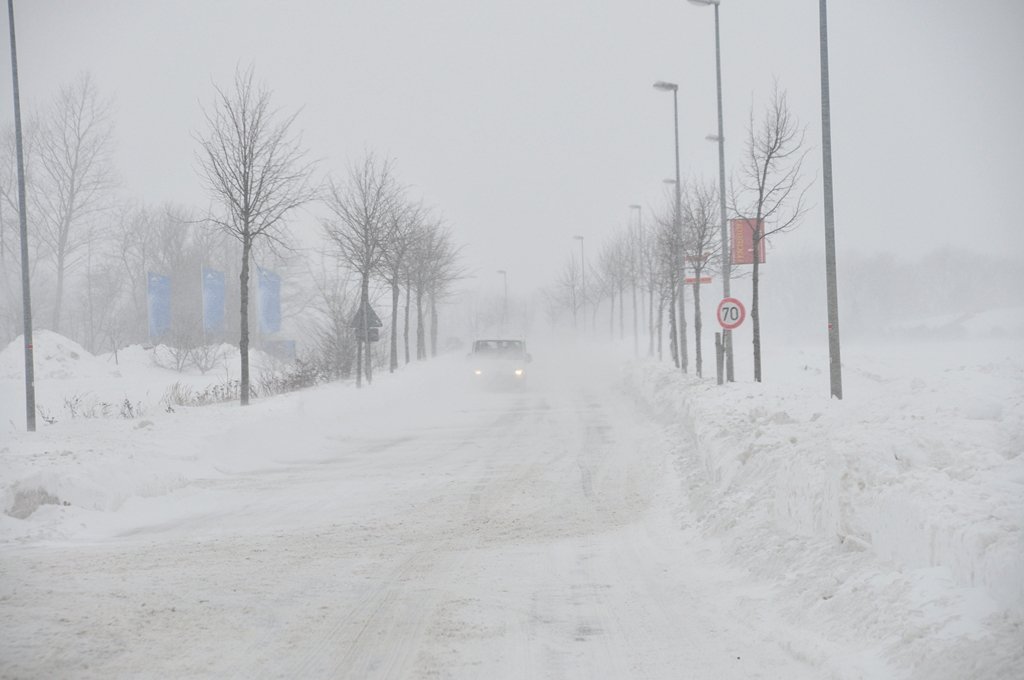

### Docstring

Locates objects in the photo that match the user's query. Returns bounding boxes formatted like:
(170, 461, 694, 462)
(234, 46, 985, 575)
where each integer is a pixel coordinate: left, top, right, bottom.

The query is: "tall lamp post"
(7, 0, 35, 431)
(629, 204, 642, 357)
(688, 0, 733, 382)
(819, 0, 843, 398)
(496, 269, 508, 335)
(654, 79, 685, 372)
(573, 235, 586, 333)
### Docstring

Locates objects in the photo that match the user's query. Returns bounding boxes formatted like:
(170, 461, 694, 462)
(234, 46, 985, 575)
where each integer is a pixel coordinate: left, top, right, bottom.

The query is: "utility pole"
(7, 0, 35, 431)
(819, 0, 843, 399)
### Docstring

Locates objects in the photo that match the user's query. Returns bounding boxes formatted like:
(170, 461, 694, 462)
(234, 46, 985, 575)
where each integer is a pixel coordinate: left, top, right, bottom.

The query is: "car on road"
(468, 339, 532, 385)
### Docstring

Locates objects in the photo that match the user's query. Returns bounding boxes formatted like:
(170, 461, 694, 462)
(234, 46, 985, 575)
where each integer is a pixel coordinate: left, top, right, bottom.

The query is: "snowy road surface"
(0, 355, 844, 679)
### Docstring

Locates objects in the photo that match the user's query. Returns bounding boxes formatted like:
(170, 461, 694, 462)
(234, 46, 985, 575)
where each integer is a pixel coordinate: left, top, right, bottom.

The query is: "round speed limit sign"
(717, 297, 746, 330)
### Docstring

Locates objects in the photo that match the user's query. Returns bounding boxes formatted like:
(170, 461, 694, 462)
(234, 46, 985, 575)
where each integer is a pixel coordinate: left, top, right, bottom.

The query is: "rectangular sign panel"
(147, 272, 171, 341)
(730, 218, 766, 265)
(258, 269, 281, 334)
(202, 267, 225, 336)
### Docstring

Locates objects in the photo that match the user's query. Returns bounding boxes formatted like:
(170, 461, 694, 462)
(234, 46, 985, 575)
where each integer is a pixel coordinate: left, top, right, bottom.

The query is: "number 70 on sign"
(716, 297, 746, 330)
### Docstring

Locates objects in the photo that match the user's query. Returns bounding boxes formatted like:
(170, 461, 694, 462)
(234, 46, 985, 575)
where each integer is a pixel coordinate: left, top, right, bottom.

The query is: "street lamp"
(688, 0, 734, 382)
(573, 235, 586, 333)
(7, 0, 36, 431)
(629, 204, 642, 357)
(653, 80, 685, 372)
(496, 269, 508, 335)
(819, 0, 843, 398)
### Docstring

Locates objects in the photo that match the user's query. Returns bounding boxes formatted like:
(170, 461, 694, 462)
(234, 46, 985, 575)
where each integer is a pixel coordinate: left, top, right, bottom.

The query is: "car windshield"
(473, 340, 525, 357)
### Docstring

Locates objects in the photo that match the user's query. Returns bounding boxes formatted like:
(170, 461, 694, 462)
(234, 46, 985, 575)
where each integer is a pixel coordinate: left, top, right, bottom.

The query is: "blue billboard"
(258, 269, 281, 334)
(147, 272, 171, 340)
(202, 267, 226, 335)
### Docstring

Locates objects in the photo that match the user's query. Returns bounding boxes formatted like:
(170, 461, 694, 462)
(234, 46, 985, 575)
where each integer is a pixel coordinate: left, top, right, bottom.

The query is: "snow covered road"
(2, 355, 836, 679)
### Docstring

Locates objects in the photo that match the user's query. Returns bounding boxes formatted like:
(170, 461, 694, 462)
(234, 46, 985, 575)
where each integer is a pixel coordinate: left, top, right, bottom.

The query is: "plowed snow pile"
(628, 338, 1023, 678)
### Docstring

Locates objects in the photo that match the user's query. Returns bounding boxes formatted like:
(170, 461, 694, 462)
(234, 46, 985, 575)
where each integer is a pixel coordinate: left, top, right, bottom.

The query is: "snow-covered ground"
(0, 329, 1021, 678)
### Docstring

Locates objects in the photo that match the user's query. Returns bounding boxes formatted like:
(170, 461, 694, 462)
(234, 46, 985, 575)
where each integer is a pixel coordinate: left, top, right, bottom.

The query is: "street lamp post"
(688, 0, 734, 382)
(497, 269, 508, 335)
(819, 0, 843, 399)
(629, 204, 642, 357)
(655, 78, 686, 372)
(573, 235, 586, 333)
(7, 0, 35, 431)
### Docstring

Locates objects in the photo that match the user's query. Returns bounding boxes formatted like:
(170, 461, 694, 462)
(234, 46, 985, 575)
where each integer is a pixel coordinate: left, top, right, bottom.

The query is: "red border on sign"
(717, 297, 746, 330)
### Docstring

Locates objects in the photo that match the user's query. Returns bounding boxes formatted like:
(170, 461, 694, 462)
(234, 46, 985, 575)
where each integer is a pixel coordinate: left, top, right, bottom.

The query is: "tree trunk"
(361, 273, 372, 385)
(430, 296, 438, 358)
(53, 252, 65, 332)
(403, 276, 411, 365)
(609, 291, 614, 339)
(631, 280, 638, 357)
(656, 296, 664, 361)
(619, 280, 625, 341)
(668, 299, 679, 369)
(355, 337, 363, 388)
(415, 286, 426, 360)
(669, 285, 679, 368)
(389, 278, 400, 373)
(692, 278, 703, 378)
(648, 287, 655, 357)
(677, 276, 687, 373)
(239, 237, 251, 405)
(752, 230, 762, 382)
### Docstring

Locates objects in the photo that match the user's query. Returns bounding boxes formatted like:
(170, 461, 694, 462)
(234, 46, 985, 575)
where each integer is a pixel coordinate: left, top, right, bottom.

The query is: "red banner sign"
(684, 276, 712, 285)
(730, 218, 765, 265)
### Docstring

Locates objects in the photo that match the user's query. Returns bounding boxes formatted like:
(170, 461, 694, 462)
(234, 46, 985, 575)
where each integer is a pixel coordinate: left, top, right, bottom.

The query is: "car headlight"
(474, 369, 483, 375)
(514, 368, 524, 376)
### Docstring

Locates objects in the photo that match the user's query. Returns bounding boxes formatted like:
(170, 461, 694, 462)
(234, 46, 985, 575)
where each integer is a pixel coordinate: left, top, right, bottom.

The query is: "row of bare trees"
(1, 67, 464, 405)
(545, 83, 808, 382)
(319, 154, 462, 388)
(196, 68, 464, 401)
(546, 178, 722, 377)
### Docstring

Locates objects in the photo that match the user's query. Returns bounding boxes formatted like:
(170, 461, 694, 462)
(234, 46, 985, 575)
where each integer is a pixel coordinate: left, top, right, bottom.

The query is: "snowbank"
(0, 330, 118, 381)
(625, 339, 1024, 677)
(0, 333, 289, 434)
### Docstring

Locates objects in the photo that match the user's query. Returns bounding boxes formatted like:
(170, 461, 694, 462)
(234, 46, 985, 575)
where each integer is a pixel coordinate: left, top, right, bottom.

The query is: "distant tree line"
(543, 83, 808, 382)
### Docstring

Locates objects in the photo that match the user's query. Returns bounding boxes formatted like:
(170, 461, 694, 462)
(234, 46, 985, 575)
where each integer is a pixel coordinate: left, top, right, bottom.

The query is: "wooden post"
(715, 332, 724, 386)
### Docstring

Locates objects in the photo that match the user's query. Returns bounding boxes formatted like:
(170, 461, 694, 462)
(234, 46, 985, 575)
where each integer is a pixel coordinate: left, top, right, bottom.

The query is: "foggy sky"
(2, 0, 1022, 300)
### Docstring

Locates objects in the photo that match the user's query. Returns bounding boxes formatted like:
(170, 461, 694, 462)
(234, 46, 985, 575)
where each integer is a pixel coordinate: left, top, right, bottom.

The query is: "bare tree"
(653, 201, 683, 368)
(732, 82, 811, 382)
(682, 179, 723, 378)
(551, 255, 583, 330)
(594, 234, 630, 342)
(196, 66, 316, 405)
(322, 152, 399, 386)
(301, 255, 357, 380)
(407, 221, 462, 359)
(425, 229, 464, 357)
(637, 211, 659, 357)
(379, 199, 423, 373)
(34, 73, 115, 332)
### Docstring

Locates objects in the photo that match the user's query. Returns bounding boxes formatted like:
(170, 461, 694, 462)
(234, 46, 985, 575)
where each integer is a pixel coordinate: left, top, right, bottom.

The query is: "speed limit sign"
(717, 297, 746, 330)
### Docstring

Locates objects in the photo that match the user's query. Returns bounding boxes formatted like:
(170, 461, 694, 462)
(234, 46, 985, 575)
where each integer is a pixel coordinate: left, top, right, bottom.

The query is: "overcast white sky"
(2, 0, 1022, 298)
